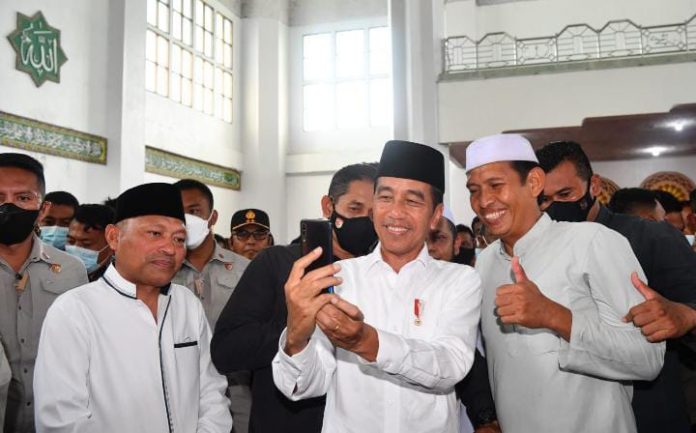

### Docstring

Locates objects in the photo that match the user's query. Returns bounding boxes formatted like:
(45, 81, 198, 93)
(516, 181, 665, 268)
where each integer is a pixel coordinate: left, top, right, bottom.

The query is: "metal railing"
(443, 14, 696, 74)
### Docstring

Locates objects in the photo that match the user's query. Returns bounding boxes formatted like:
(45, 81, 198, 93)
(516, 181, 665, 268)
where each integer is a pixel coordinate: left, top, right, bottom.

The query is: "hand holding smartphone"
(300, 219, 335, 294)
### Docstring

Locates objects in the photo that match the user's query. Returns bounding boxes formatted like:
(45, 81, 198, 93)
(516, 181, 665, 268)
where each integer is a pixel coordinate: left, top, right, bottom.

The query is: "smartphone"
(300, 219, 334, 294)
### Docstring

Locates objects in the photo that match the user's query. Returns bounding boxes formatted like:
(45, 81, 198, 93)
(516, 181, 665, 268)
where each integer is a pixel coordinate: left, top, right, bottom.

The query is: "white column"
(105, 0, 147, 194)
(240, 1, 290, 242)
(390, 0, 449, 199)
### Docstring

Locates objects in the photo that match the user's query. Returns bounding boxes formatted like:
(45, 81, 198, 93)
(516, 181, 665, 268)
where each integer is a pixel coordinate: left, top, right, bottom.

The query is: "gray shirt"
(0, 236, 87, 432)
(0, 344, 10, 430)
(477, 214, 665, 433)
(172, 243, 249, 330)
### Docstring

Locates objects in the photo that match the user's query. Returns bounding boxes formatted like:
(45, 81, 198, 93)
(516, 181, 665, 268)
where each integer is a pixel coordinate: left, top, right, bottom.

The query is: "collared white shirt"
(272, 244, 482, 433)
(477, 214, 665, 433)
(33, 264, 232, 433)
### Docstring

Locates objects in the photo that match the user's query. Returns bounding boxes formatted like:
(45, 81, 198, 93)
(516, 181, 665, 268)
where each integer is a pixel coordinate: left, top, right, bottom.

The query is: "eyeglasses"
(233, 230, 269, 241)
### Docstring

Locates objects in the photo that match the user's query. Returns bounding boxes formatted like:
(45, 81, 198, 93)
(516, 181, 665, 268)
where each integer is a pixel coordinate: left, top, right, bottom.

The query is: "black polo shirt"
(211, 244, 325, 433)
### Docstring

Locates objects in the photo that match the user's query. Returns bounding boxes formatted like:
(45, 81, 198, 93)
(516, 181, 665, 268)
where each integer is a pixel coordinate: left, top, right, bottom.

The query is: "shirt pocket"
(173, 339, 201, 370)
(216, 272, 241, 292)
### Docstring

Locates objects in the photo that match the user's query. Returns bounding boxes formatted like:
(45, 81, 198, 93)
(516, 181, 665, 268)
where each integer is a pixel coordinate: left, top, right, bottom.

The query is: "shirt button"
(20, 338, 25, 344)
(23, 369, 28, 374)
(26, 401, 31, 407)
(18, 305, 22, 310)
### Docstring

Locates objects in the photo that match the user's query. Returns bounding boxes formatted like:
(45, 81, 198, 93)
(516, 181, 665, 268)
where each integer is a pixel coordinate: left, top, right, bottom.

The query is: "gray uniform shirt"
(172, 243, 249, 330)
(477, 214, 665, 433)
(0, 236, 87, 432)
(0, 344, 10, 430)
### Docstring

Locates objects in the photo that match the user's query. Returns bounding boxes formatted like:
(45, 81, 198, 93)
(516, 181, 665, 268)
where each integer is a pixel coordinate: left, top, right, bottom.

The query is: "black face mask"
(0, 203, 39, 245)
(330, 210, 378, 257)
(544, 181, 596, 223)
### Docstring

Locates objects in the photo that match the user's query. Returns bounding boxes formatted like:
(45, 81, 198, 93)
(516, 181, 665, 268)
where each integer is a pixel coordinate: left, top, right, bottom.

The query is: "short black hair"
(535, 141, 594, 181)
(444, 218, 456, 239)
(328, 162, 379, 202)
(608, 188, 658, 215)
(173, 179, 214, 211)
(0, 152, 46, 195)
(510, 161, 541, 184)
(103, 196, 118, 211)
(73, 204, 115, 232)
(654, 190, 682, 214)
(456, 224, 474, 238)
(431, 186, 444, 207)
(44, 191, 79, 208)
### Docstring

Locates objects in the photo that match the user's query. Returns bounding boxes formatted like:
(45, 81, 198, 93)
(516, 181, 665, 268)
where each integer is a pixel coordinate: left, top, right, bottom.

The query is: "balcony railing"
(443, 14, 696, 75)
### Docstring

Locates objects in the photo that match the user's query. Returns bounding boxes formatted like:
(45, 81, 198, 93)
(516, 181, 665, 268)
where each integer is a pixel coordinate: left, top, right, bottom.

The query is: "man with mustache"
(34, 183, 232, 433)
(271, 141, 481, 432)
(466, 134, 664, 433)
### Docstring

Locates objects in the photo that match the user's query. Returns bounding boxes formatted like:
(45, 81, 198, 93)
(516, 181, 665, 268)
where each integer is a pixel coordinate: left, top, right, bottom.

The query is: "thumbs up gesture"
(495, 257, 572, 340)
(623, 272, 696, 342)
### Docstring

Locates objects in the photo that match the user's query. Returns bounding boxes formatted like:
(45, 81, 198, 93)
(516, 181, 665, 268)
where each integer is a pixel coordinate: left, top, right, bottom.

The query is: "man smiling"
(272, 140, 481, 433)
(466, 134, 664, 433)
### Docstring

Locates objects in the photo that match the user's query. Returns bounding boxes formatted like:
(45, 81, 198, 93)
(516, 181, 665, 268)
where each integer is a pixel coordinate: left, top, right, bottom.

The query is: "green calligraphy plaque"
(0, 111, 107, 164)
(7, 11, 68, 87)
(145, 146, 241, 191)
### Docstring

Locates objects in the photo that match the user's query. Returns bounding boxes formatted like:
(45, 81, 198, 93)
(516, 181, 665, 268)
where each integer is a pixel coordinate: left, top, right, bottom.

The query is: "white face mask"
(185, 213, 211, 249)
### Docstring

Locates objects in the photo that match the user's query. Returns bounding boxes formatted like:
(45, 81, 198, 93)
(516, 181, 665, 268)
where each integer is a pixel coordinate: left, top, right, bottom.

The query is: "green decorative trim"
(145, 146, 241, 190)
(0, 111, 107, 164)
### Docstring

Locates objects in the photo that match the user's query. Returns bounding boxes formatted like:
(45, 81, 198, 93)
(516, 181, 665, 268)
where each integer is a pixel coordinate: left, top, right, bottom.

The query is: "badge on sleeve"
(50, 264, 62, 274)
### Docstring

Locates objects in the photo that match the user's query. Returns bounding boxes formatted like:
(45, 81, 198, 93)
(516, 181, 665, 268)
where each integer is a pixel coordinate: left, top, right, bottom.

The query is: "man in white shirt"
(34, 183, 232, 433)
(465, 134, 665, 433)
(272, 140, 482, 433)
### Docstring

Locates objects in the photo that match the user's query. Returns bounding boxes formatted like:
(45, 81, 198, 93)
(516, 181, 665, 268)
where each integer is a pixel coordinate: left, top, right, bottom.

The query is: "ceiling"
(448, 103, 696, 168)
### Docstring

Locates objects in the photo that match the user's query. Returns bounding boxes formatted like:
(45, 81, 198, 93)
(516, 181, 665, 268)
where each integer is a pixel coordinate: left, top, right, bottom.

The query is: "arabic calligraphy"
(7, 11, 68, 87)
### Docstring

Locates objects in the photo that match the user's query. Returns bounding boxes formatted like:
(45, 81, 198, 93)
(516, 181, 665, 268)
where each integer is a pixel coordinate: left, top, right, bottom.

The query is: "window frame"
(301, 25, 392, 132)
(146, 0, 235, 124)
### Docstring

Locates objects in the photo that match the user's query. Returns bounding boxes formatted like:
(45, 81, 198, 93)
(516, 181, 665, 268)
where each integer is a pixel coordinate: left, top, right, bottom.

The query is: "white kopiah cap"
(465, 134, 538, 172)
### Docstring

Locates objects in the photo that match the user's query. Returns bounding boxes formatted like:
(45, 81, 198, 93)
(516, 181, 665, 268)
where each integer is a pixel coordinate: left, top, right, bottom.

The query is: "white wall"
(285, 173, 334, 241)
(439, 62, 696, 142)
(289, 0, 388, 27)
(444, 0, 696, 39)
(0, 0, 121, 204)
